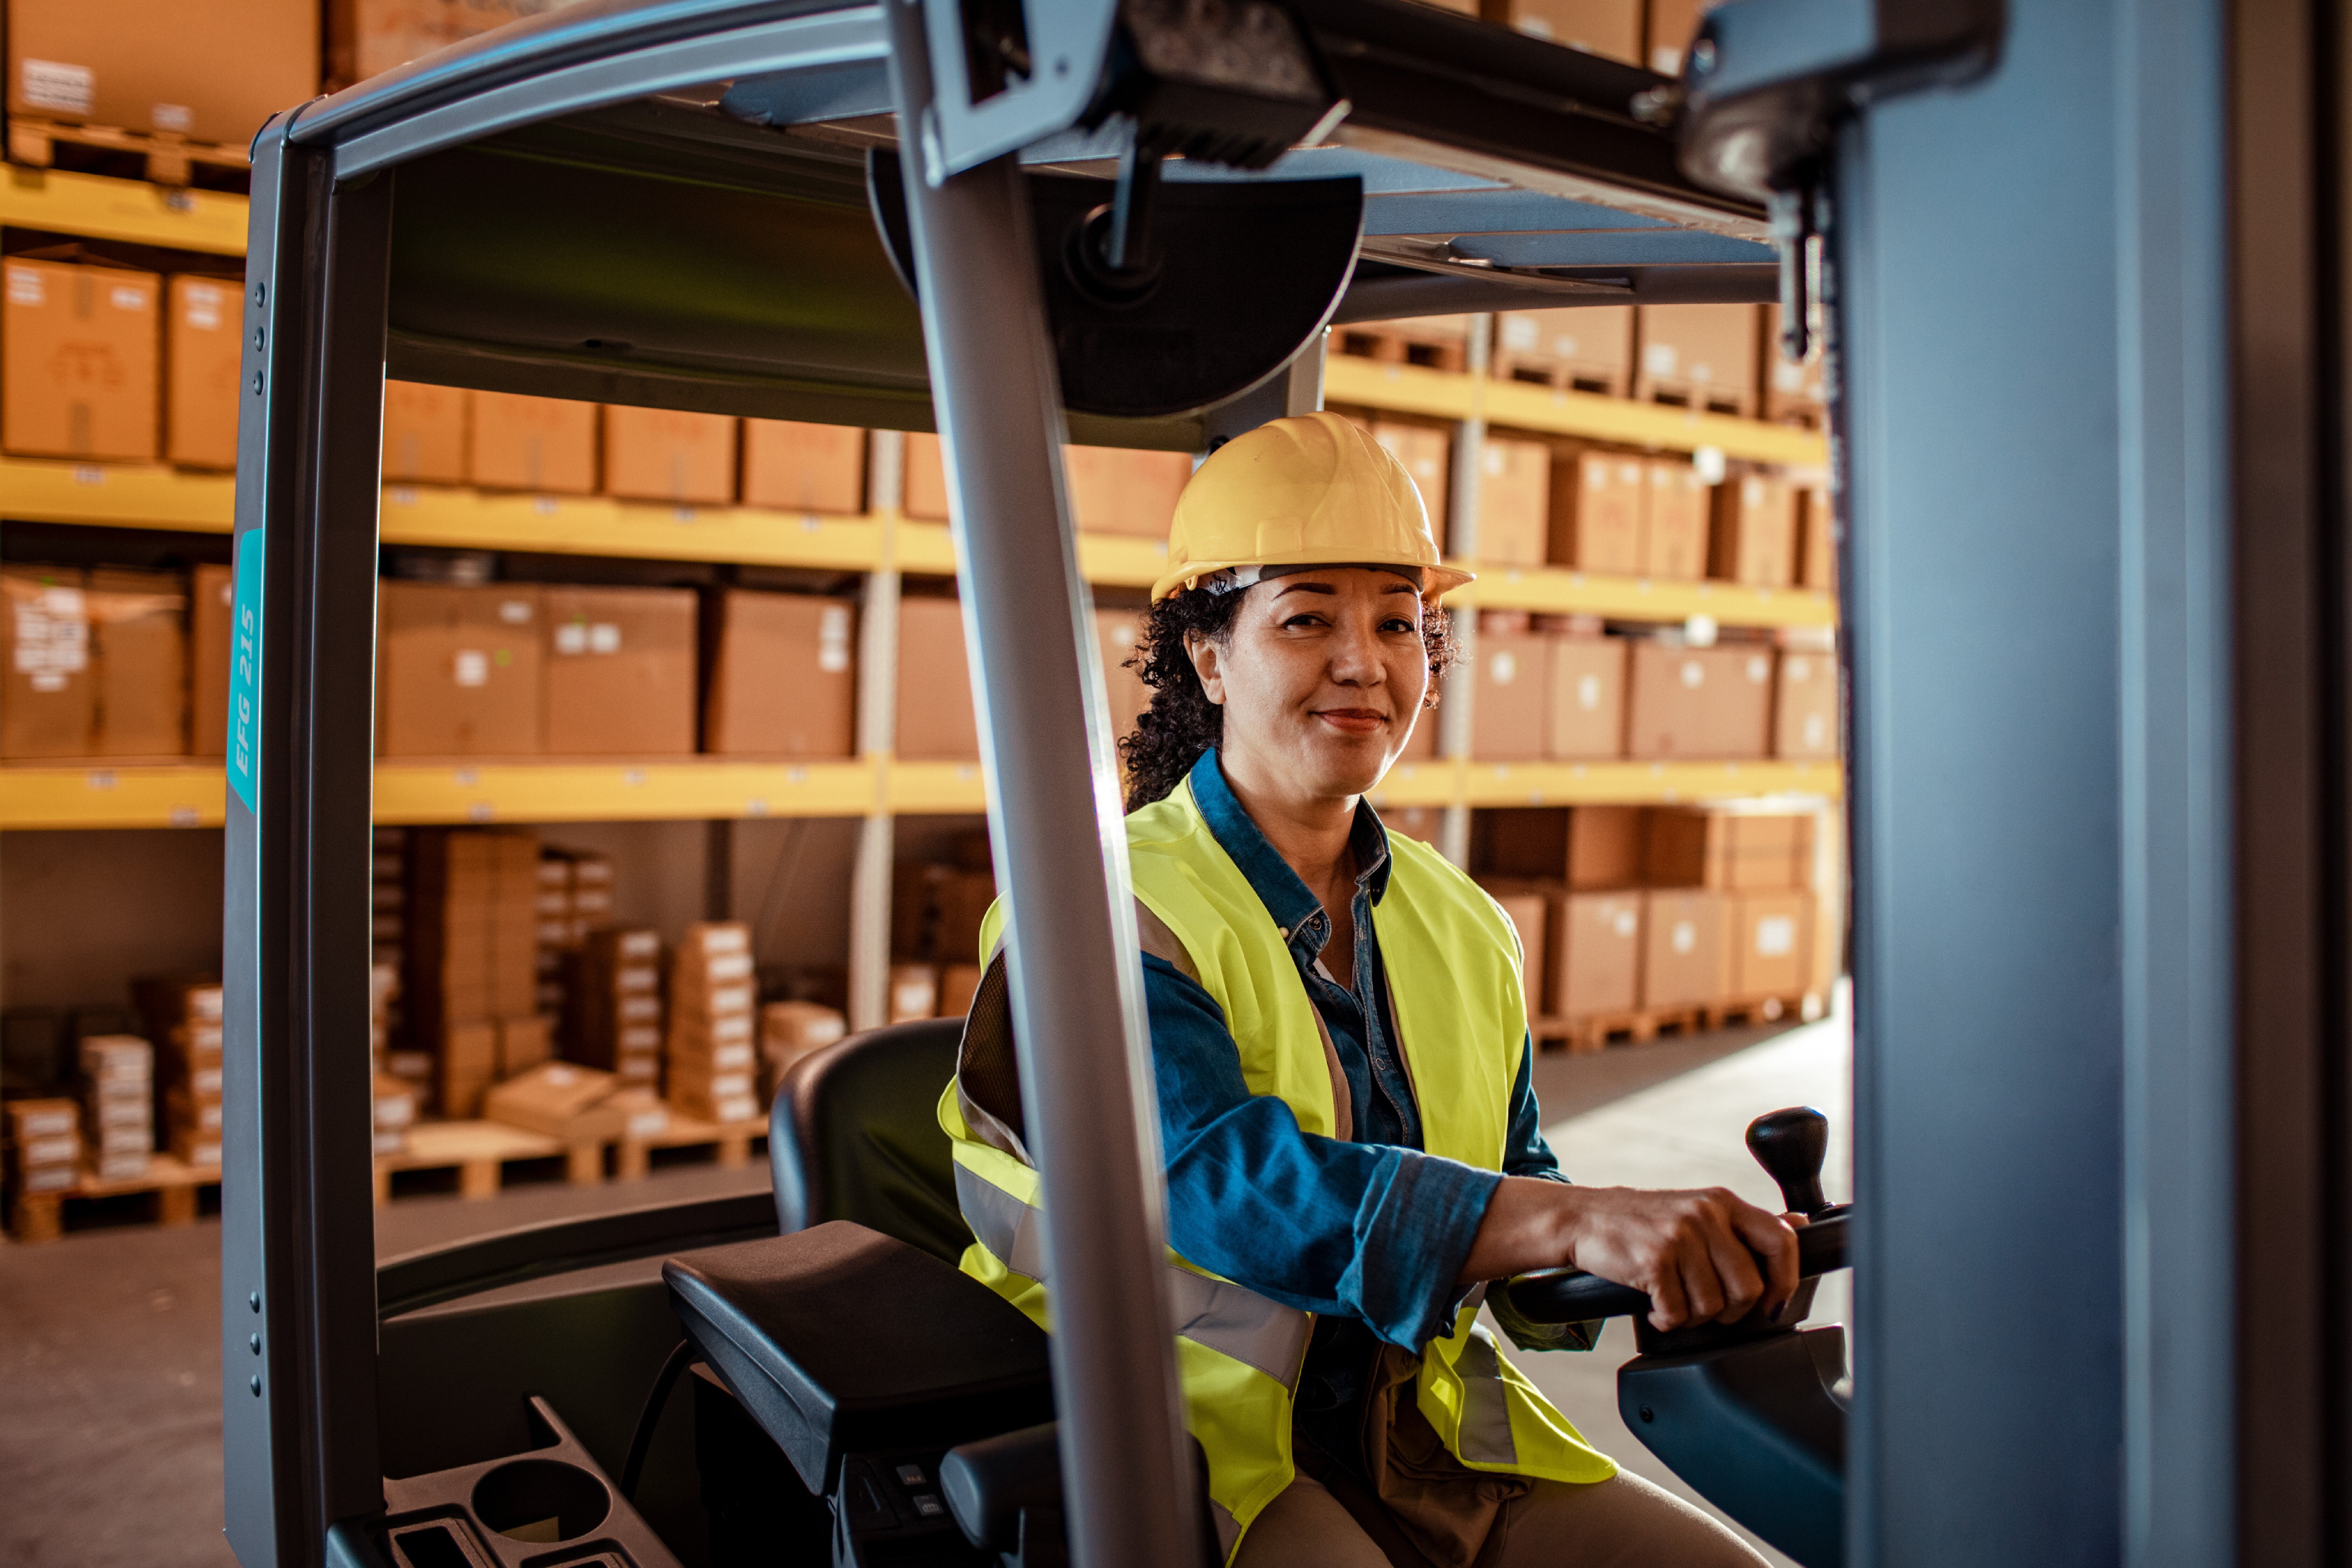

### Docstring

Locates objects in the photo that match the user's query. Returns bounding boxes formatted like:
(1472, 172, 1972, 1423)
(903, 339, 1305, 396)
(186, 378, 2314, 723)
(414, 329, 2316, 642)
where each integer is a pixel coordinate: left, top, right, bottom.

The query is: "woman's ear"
(1184, 628, 1227, 706)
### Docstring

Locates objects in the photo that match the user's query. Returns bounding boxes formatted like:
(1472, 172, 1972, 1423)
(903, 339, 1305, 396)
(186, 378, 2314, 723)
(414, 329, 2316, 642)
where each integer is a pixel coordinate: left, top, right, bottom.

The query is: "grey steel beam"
(883, 7, 1199, 1568)
(223, 123, 395, 1568)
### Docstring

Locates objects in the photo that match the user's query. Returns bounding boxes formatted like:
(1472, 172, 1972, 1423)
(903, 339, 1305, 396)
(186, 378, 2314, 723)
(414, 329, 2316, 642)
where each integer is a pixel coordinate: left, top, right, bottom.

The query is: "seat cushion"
(665, 1222, 1052, 1492)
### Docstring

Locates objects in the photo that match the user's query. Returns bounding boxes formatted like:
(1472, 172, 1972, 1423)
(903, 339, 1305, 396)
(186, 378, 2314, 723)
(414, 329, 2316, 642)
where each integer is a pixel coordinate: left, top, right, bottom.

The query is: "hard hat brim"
(1150, 554, 1476, 604)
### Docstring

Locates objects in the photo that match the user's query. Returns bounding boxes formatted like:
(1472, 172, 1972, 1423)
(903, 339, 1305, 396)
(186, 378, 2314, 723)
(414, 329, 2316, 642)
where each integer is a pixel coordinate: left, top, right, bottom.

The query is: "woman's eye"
(1381, 618, 1417, 634)
(1282, 614, 1325, 629)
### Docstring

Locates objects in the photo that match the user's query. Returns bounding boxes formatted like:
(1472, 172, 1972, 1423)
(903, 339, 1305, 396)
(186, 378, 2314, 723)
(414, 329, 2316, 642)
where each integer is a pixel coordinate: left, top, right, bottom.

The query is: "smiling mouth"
(1315, 709, 1388, 735)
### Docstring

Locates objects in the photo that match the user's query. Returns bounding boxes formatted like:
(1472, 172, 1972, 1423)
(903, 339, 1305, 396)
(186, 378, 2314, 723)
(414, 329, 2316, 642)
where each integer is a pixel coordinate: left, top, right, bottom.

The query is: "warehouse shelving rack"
(0, 166, 1838, 1026)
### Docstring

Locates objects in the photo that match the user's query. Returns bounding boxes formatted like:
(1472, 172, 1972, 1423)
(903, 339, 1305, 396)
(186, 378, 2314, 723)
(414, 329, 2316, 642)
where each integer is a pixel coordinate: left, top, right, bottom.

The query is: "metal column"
(222, 121, 392, 1568)
(847, 428, 905, 1032)
(884, 8, 1199, 1568)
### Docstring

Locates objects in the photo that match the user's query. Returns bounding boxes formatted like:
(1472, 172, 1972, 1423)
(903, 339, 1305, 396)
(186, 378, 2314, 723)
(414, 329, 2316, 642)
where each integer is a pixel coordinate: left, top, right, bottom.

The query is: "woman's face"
(1186, 567, 1432, 803)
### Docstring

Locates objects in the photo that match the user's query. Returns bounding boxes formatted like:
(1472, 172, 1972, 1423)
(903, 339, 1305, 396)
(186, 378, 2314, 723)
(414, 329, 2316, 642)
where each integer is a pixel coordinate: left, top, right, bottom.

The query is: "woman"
(944, 413, 1794, 1567)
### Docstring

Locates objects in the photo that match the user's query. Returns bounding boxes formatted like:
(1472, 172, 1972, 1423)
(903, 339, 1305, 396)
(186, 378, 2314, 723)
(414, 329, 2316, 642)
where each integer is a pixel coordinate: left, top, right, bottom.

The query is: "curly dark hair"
(1116, 583, 1462, 812)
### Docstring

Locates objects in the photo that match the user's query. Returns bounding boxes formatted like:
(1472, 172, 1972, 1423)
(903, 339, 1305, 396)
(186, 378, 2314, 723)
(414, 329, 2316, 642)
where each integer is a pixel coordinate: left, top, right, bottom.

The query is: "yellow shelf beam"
(1452, 562, 1837, 627)
(1477, 377, 1829, 467)
(0, 457, 234, 531)
(1322, 355, 1482, 424)
(0, 166, 248, 254)
(0, 756, 1840, 830)
(378, 485, 884, 571)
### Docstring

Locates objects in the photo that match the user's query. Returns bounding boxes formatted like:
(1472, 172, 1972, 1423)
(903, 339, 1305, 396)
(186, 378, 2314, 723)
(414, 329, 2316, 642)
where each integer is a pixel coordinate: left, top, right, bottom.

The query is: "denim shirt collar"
(1188, 749, 1392, 964)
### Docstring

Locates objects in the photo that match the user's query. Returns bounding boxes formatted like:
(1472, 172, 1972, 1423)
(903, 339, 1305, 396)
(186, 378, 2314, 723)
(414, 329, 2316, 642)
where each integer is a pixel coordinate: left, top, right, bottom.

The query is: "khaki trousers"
(1233, 1469, 1771, 1568)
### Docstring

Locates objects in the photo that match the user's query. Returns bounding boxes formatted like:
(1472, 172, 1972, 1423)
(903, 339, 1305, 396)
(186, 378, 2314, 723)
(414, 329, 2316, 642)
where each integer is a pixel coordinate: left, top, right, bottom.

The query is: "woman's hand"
(1462, 1178, 1800, 1332)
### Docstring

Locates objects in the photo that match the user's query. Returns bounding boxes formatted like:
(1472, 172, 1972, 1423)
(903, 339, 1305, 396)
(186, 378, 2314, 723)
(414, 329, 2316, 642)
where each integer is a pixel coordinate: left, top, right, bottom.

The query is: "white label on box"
(710, 1013, 753, 1043)
(14, 592, 89, 677)
(91, 1101, 146, 1128)
(618, 1056, 658, 1081)
(5, 264, 43, 306)
(183, 1141, 223, 1167)
(621, 1025, 660, 1051)
(708, 1041, 754, 1070)
(1786, 656, 1813, 683)
(1502, 316, 1538, 351)
(1549, 331, 1581, 358)
(700, 1071, 753, 1099)
(618, 931, 657, 958)
(93, 1152, 148, 1180)
(23, 1164, 75, 1192)
(1774, 362, 1806, 392)
(893, 982, 933, 1016)
(194, 1102, 224, 1131)
(109, 286, 147, 312)
(713, 1096, 760, 1124)
(99, 1126, 149, 1153)
(619, 967, 656, 993)
(1612, 909, 1638, 938)
(1748, 656, 1771, 683)
(588, 623, 621, 654)
(1753, 915, 1797, 959)
(537, 890, 568, 915)
(819, 605, 852, 672)
(15, 1107, 73, 1136)
(182, 1023, 224, 1050)
(183, 282, 222, 330)
(21, 59, 94, 114)
(704, 952, 753, 982)
(1803, 713, 1829, 750)
(499, 598, 533, 624)
(371, 1130, 405, 1156)
(555, 622, 588, 654)
(626, 1110, 668, 1138)
(193, 1067, 223, 1094)
(151, 101, 193, 132)
(190, 988, 223, 1021)
(1644, 343, 1678, 376)
(453, 649, 489, 687)
(1576, 673, 1601, 711)
(24, 1134, 77, 1163)
(1671, 919, 1696, 955)
(710, 984, 753, 1013)
(620, 996, 660, 1023)
(1489, 651, 1518, 686)
(1680, 660, 1705, 690)
(698, 926, 750, 955)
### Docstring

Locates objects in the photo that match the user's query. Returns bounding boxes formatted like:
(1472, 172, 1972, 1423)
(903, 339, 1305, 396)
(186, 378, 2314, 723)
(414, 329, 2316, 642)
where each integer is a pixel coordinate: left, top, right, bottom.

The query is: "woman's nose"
(1326, 624, 1386, 685)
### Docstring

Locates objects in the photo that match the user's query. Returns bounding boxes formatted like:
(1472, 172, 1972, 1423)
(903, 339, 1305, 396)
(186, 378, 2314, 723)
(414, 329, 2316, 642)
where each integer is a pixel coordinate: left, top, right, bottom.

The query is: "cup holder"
(469, 1458, 611, 1544)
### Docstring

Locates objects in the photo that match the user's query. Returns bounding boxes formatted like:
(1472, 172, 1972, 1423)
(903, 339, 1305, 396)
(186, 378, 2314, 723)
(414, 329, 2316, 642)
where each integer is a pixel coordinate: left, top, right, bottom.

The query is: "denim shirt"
(1146, 749, 1566, 1354)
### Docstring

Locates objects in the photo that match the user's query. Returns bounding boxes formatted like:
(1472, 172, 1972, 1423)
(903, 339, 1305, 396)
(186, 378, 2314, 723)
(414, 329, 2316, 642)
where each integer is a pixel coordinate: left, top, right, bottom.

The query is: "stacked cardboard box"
(2, 566, 93, 758)
(9, 0, 318, 147)
(1775, 641, 1839, 759)
(1634, 304, 1760, 418)
(406, 828, 543, 1116)
(6, 1098, 80, 1198)
(702, 591, 858, 758)
(377, 582, 545, 757)
(191, 562, 233, 757)
(896, 596, 980, 762)
(742, 419, 865, 513)
(372, 827, 406, 975)
(372, 1076, 416, 1157)
(2, 258, 159, 461)
(1624, 639, 1776, 759)
(1477, 437, 1552, 564)
(470, 392, 597, 494)
(887, 965, 940, 1024)
(667, 923, 761, 1124)
(1466, 615, 1631, 761)
(166, 275, 243, 469)
(1064, 447, 1193, 538)
(331, 0, 585, 88)
(79, 1035, 152, 1180)
(602, 406, 737, 506)
(384, 382, 469, 483)
(1710, 472, 1800, 588)
(1645, 808, 1818, 1004)
(1367, 420, 1451, 545)
(892, 860, 997, 970)
(760, 1000, 847, 1100)
(567, 927, 664, 1087)
(485, 1060, 623, 1142)
(133, 977, 223, 1168)
(534, 847, 612, 1028)
(543, 586, 699, 756)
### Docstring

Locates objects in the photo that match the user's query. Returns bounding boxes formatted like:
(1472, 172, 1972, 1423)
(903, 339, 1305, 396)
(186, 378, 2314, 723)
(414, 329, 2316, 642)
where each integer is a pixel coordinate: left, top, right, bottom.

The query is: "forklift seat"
(769, 1017, 972, 1264)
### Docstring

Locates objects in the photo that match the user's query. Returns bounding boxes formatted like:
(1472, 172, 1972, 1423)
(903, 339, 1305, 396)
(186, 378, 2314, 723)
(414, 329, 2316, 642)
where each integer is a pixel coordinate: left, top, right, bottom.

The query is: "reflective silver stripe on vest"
(1454, 1324, 1520, 1467)
(956, 1164, 1310, 1390)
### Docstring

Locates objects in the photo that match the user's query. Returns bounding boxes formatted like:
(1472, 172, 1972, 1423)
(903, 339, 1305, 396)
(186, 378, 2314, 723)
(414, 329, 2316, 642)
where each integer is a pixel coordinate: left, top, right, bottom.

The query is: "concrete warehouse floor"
(0, 1003, 1848, 1568)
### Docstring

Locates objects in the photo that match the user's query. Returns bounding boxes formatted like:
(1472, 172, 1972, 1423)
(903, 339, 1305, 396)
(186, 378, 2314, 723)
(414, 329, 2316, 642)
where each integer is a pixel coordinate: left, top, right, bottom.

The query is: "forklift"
(220, 1, 2321, 1565)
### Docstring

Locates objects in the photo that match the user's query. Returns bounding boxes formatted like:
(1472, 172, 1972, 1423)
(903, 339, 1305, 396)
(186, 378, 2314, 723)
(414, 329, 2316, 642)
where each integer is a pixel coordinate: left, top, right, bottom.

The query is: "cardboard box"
(1096, 609, 1152, 749)
(1385, 805, 1445, 846)
(1469, 629, 1548, 761)
(1712, 473, 1799, 587)
(1493, 307, 1634, 396)
(86, 567, 187, 756)
(1640, 889, 1727, 1007)
(938, 965, 983, 1017)
(1636, 303, 1759, 417)
(1643, 458, 1711, 580)
(377, 582, 545, 757)
(190, 563, 231, 756)
(888, 964, 939, 1024)
(1476, 884, 1547, 1023)
(1370, 421, 1450, 548)
(1545, 635, 1625, 760)
(1646, 810, 1814, 891)
(496, 1015, 554, 1078)
(1474, 804, 1645, 889)
(602, 405, 737, 505)
(1730, 891, 1814, 998)
(1545, 451, 1644, 574)
(330, 0, 586, 86)
(3, 259, 159, 460)
(1797, 486, 1835, 590)
(164, 275, 241, 469)
(484, 1061, 622, 1141)
(1775, 649, 1838, 760)
(11, 0, 318, 144)
(2, 566, 94, 758)
(896, 596, 979, 761)
(1067, 446, 1192, 539)
(742, 419, 865, 514)
(1478, 438, 1550, 564)
(542, 586, 698, 755)
(761, 1000, 846, 1078)
(470, 391, 597, 494)
(703, 590, 858, 758)
(1552, 891, 1643, 1016)
(439, 1020, 499, 1118)
(1625, 642, 1772, 759)
(383, 381, 469, 484)
(902, 430, 950, 520)
(1492, 0, 1640, 61)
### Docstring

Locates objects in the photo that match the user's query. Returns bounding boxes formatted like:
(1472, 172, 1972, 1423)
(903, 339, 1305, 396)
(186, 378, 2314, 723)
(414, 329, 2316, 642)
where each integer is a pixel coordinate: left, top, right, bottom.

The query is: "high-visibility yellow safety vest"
(938, 777, 1616, 1560)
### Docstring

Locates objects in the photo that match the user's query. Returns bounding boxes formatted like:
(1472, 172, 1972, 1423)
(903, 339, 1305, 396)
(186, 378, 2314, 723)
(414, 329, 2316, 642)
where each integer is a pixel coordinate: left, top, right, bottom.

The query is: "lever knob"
(1746, 1106, 1830, 1217)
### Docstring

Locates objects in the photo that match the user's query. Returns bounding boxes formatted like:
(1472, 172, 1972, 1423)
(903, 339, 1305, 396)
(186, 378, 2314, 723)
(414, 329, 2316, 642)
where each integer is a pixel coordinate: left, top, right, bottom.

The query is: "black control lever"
(1504, 1213, 1847, 1324)
(1746, 1106, 1835, 1219)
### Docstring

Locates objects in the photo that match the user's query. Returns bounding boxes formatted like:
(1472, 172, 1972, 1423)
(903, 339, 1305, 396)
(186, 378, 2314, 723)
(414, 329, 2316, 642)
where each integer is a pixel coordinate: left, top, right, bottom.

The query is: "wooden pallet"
(1533, 1004, 1720, 1053)
(1634, 380, 1756, 420)
(614, 1111, 766, 1181)
(372, 1119, 600, 1205)
(8, 114, 248, 186)
(1704, 995, 1808, 1030)
(1332, 325, 1470, 374)
(1491, 355, 1629, 397)
(6, 1153, 218, 1243)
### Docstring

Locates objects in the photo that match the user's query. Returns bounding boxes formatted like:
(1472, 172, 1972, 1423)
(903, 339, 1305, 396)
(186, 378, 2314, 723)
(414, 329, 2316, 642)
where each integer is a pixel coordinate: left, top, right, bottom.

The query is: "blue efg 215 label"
(227, 530, 262, 813)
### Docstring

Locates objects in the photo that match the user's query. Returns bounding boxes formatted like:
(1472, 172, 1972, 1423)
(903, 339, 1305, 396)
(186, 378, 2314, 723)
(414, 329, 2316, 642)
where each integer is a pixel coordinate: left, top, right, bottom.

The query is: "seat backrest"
(769, 1017, 970, 1263)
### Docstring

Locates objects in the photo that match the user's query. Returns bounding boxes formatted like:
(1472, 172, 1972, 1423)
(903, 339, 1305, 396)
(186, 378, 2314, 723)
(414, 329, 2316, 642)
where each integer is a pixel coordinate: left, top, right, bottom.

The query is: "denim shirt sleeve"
(1144, 952, 1503, 1350)
(1503, 1031, 1569, 1183)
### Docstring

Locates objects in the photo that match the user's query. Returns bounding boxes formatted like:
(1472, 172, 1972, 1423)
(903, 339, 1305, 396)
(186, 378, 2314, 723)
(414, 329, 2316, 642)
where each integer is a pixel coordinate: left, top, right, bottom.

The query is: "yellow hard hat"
(1149, 411, 1476, 603)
